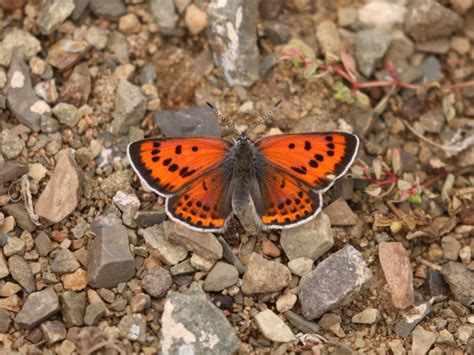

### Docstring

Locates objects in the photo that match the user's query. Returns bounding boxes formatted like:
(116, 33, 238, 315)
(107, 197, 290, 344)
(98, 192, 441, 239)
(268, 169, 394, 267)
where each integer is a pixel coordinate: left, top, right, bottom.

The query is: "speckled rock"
(141, 266, 172, 298)
(159, 283, 240, 354)
(0, 29, 41, 66)
(441, 262, 474, 306)
(207, 0, 260, 87)
(299, 245, 372, 320)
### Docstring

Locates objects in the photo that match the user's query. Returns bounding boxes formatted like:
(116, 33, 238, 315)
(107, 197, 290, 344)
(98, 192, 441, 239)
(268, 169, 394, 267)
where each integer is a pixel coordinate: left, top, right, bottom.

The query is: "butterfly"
(127, 104, 359, 232)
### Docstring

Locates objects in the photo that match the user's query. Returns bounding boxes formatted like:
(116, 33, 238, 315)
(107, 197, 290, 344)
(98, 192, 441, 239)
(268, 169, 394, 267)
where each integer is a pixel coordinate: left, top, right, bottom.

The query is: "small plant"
(279, 39, 474, 108)
(350, 148, 447, 205)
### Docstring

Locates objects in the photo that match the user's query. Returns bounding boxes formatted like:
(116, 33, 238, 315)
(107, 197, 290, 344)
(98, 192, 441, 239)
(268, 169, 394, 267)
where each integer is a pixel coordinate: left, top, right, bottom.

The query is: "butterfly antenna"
(206, 102, 240, 136)
(246, 100, 282, 135)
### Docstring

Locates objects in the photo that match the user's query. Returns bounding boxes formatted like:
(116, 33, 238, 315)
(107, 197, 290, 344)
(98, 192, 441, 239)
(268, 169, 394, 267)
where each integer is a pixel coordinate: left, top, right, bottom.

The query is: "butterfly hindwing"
(251, 165, 322, 229)
(167, 166, 233, 232)
(127, 137, 231, 196)
(256, 132, 359, 192)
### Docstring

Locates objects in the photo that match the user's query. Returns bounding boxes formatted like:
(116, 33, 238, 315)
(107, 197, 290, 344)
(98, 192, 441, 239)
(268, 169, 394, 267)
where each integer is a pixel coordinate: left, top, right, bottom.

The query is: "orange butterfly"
(127, 103, 359, 232)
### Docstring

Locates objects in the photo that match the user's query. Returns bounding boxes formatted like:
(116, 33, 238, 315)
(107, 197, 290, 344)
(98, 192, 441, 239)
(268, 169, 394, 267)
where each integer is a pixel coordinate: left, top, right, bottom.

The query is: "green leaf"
(303, 62, 318, 79)
(325, 51, 340, 65)
(407, 192, 423, 205)
(353, 90, 371, 109)
(333, 82, 353, 103)
(287, 39, 316, 60)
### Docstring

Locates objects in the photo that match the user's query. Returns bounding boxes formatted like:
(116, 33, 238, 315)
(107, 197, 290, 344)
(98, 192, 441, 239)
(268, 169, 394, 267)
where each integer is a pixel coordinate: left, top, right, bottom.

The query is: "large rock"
(207, 0, 260, 87)
(0, 29, 41, 66)
(110, 80, 146, 135)
(8, 255, 35, 293)
(241, 253, 291, 294)
(37, 0, 75, 35)
(280, 213, 334, 261)
(6, 55, 49, 131)
(379, 242, 414, 309)
(35, 150, 84, 223)
(404, 0, 462, 41)
(154, 105, 221, 137)
(299, 245, 372, 320)
(441, 262, 474, 306)
(164, 221, 222, 260)
(87, 224, 135, 288)
(15, 288, 60, 329)
(159, 283, 240, 354)
(59, 291, 86, 327)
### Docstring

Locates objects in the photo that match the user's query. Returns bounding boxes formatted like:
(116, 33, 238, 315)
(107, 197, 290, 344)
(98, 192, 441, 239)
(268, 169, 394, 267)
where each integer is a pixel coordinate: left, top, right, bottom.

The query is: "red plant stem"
(364, 171, 398, 187)
(421, 170, 448, 188)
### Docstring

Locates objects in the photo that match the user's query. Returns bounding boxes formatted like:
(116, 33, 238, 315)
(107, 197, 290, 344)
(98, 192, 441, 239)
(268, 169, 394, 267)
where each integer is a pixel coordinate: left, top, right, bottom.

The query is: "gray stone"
(143, 225, 188, 265)
(40, 320, 66, 345)
(89, 0, 126, 19)
(118, 314, 147, 343)
(204, 262, 239, 292)
(0, 29, 41, 66)
(87, 224, 135, 288)
(405, 0, 462, 41)
(2, 203, 37, 232)
(170, 259, 195, 276)
(159, 283, 240, 354)
(441, 262, 474, 306)
(217, 235, 245, 275)
(84, 302, 106, 326)
(280, 213, 334, 261)
(60, 291, 85, 327)
(35, 150, 84, 223)
(154, 105, 221, 137)
(141, 266, 172, 298)
(355, 28, 392, 77)
(139, 63, 157, 85)
(394, 301, 433, 338)
(411, 325, 436, 355)
(37, 0, 75, 35)
(1, 129, 25, 159)
(299, 245, 372, 320)
(164, 221, 222, 260)
(255, 309, 295, 343)
(52, 103, 81, 128)
(0, 161, 28, 184)
(263, 22, 291, 45)
(135, 210, 167, 228)
(0, 309, 11, 333)
(8, 255, 35, 293)
(424, 268, 449, 297)
(419, 55, 444, 81)
(149, 0, 178, 34)
(0, 251, 9, 279)
(107, 32, 129, 64)
(3, 237, 25, 257)
(110, 80, 146, 135)
(288, 257, 313, 277)
(208, 0, 260, 87)
(241, 253, 291, 294)
(40, 115, 60, 133)
(284, 310, 320, 334)
(71, 0, 89, 20)
(51, 249, 80, 274)
(15, 288, 60, 329)
(35, 231, 51, 256)
(323, 198, 359, 226)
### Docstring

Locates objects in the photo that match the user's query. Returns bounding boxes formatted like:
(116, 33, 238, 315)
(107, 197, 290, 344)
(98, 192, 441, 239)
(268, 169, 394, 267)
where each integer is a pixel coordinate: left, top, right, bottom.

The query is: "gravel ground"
(0, 0, 473, 354)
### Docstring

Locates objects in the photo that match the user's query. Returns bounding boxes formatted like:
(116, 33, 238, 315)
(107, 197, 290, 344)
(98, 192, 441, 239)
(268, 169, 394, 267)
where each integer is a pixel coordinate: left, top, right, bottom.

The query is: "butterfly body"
(128, 131, 359, 232)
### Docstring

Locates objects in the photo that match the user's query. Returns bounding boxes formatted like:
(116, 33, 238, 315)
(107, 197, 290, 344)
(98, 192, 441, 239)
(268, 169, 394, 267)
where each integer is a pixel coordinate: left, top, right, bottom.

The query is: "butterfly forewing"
(127, 137, 231, 196)
(167, 166, 233, 232)
(252, 166, 323, 229)
(256, 132, 359, 192)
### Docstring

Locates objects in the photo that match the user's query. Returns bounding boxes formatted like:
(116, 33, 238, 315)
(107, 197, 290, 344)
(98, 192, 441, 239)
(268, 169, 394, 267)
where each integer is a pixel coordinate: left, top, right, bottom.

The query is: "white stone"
(255, 309, 295, 343)
(288, 257, 313, 277)
(276, 293, 297, 313)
